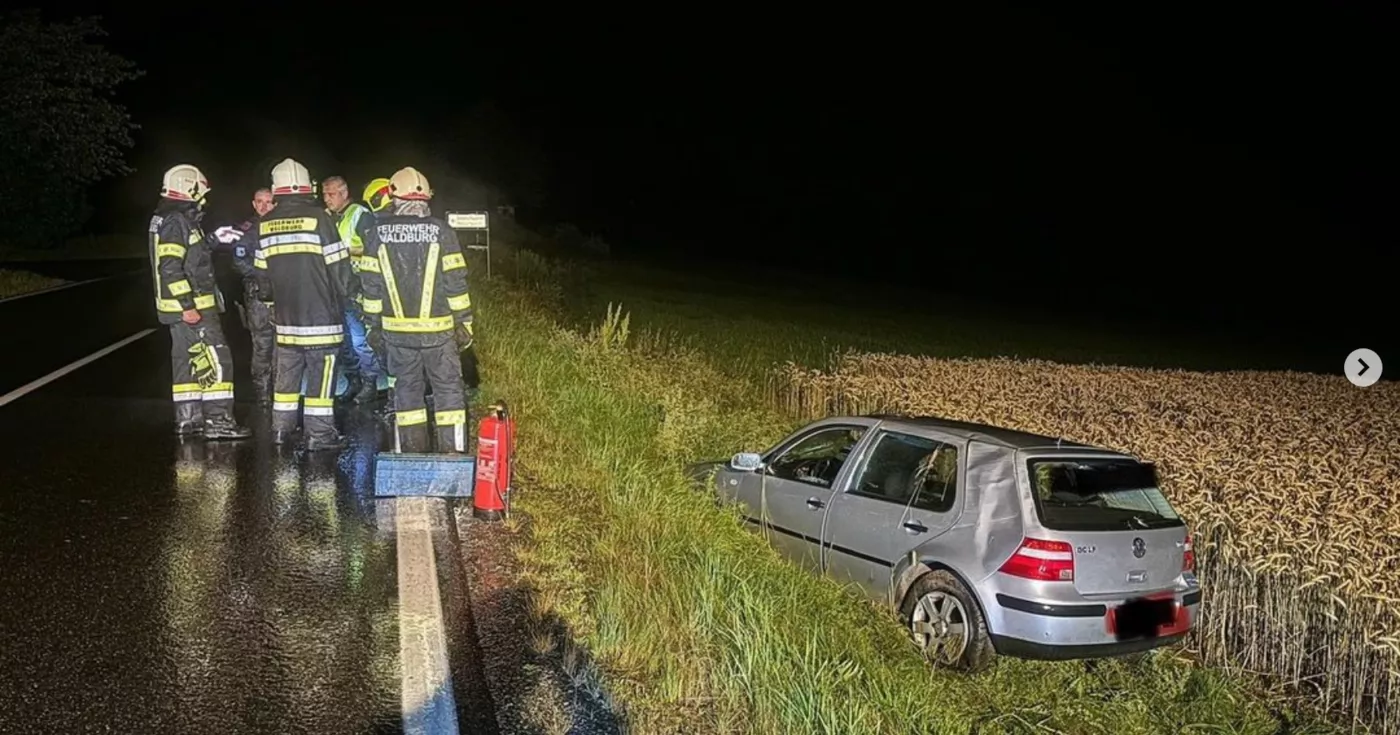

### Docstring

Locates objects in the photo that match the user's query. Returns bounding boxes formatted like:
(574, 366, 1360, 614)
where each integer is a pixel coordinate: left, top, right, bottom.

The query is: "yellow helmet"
(363, 177, 393, 212)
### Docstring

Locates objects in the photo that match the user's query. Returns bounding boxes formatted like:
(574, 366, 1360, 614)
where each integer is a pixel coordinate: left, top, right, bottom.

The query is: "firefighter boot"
(204, 415, 253, 440)
(303, 432, 347, 452)
(339, 370, 363, 407)
(173, 401, 204, 437)
(272, 427, 298, 446)
(395, 423, 430, 453)
(353, 374, 378, 405)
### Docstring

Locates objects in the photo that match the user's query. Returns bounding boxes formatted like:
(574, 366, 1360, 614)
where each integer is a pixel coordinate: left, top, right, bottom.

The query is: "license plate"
(1107, 593, 1184, 640)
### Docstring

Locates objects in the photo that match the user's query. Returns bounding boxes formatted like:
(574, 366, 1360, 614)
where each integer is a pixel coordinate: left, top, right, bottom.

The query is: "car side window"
(766, 427, 866, 488)
(850, 431, 959, 513)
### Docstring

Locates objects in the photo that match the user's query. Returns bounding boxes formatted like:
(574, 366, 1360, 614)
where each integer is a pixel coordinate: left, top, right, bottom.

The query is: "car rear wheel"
(901, 570, 995, 672)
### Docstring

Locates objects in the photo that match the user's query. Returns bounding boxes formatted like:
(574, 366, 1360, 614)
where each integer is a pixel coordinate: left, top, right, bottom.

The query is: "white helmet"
(270, 158, 314, 195)
(161, 164, 211, 202)
(389, 166, 432, 201)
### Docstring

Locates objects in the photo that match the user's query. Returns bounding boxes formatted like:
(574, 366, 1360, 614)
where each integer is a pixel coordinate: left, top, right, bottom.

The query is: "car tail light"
(999, 538, 1074, 581)
(1182, 532, 1195, 573)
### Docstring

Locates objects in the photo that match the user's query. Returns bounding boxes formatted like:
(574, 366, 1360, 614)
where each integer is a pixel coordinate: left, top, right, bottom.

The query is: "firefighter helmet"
(389, 167, 432, 201)
(161, 164, 211, 202)
(270, 158, 314, 195)
(363, 177, 393, 212)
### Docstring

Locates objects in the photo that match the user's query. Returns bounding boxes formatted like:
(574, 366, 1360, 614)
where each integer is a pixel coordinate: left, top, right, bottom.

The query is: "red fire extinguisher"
(473, 400, 515, 521)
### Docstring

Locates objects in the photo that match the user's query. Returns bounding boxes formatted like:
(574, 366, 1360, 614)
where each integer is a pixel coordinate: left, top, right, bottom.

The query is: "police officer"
(360, 167, 474, 453)
(213, 188, 277, 404)
(149, 164, 252, 439)
(322, 175, 380, 404)
(255, 158, 355, 451)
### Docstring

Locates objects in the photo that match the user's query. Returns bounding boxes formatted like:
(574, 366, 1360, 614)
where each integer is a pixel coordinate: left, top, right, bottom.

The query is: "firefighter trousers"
(385, 340, 467, 453)
(271, 345, 339, 441)
(246, 299, 275, 402)
(169, 312, 235, 427)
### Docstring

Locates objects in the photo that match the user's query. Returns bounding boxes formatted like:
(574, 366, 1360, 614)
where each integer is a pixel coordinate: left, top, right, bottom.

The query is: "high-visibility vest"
(334, 202, 370, 273)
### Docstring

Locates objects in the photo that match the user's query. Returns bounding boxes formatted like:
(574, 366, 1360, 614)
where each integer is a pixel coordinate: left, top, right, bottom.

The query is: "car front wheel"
(901, 570, 995, 672)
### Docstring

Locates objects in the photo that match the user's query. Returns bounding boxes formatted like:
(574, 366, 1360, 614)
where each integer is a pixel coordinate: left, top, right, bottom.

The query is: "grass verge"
(0, 269, 68, 299)
(475, 249, 1339, 734)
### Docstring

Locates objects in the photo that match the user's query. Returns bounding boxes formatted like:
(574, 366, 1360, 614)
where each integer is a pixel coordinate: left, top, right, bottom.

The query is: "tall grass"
(474, 248, 1337, 734)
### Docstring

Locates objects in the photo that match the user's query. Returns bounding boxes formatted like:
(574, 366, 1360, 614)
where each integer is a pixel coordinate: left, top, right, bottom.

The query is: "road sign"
(446, 211, 492, 278)
(447, 212, 488, 230)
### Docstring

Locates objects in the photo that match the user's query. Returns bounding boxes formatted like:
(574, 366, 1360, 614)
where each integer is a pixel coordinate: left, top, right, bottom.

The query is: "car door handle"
(902, 521, 927, 534)
(806, 497, 825, 510)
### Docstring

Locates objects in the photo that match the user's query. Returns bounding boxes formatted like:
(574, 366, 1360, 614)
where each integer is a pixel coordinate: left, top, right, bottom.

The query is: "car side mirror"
(730, 452, 764, 472)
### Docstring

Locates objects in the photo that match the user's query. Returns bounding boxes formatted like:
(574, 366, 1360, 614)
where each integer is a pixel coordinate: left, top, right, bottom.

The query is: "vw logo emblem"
(1132, 537, 1146, 558)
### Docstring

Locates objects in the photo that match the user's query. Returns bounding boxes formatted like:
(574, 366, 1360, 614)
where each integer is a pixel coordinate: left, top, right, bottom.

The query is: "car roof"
(857, 413, 1125, 454)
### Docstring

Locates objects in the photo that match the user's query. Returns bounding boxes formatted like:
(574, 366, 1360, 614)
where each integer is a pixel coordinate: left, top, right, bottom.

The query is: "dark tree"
(0, 10, 142, 247)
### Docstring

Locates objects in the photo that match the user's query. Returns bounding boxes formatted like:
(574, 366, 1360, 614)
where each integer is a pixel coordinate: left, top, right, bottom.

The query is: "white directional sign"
(445, 210, 493, 278)
(447, 212, 488, 230)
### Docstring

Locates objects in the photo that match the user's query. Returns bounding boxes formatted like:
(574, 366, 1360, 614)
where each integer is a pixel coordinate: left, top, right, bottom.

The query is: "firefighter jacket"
(149, 199, 219, 325)
(359, 213, 473, 349)
(251, 195, 355, 348)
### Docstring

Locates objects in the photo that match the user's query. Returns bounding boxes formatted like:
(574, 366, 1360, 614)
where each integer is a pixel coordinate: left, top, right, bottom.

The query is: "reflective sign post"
(446, 211, 491, 278)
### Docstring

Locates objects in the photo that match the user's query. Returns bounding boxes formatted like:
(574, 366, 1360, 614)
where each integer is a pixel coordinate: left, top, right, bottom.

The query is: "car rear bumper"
(991, 632, 1186, 660)
(985, 589, 1200, 657)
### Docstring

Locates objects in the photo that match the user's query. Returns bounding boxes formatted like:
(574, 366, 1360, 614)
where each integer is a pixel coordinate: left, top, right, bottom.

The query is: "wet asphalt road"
(0, 270, 495, 734)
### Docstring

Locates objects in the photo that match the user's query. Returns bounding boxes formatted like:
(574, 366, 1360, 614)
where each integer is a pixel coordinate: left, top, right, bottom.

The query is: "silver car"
(691, 414, 1201, 670)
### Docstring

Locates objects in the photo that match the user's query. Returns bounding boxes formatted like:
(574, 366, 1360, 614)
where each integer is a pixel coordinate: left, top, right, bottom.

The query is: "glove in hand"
(213, 226, 245, 244)
(456, 323, 474, 350)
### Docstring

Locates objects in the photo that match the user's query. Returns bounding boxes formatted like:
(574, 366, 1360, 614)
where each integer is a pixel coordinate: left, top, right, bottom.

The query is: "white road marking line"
(0, 328, 158, 408)
(397, 497, 460, 735)
(0, 271, 134, 304)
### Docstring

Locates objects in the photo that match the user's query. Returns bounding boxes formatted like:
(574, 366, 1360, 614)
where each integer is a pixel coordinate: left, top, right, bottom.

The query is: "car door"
(822, 429, 965, 600)
(733, 425, 868, 574)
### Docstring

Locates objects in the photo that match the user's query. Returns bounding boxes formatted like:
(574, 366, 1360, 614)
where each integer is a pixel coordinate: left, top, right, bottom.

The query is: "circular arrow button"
(1345, 348, 1383, 388)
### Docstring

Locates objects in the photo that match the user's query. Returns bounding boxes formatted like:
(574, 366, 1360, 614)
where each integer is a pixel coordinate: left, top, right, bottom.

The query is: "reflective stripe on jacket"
(359, 213, 473, 348)
(148, 200, 218, 323)
(252, 195, 354, 347)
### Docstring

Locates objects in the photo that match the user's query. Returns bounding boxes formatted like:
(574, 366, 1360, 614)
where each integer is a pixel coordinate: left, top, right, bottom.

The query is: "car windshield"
(1027, 458, 1183, 531)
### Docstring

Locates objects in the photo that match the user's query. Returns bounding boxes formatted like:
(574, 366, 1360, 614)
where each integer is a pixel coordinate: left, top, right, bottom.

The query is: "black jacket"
(148, 199, 219, 325)
(251, 195, 354, 348)
(224, 218, 271, 303)
(360, 213, 473, 348)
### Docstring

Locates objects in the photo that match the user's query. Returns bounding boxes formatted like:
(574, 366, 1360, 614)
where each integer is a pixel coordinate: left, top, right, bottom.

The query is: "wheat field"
(771, 353, 1399, 731)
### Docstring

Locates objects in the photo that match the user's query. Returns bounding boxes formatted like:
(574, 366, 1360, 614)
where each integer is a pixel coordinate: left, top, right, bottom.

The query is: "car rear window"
(1026, 458, 1184, 531)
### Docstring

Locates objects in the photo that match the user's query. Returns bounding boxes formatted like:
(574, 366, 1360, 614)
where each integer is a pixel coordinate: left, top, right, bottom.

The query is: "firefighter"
(255, 158, 355, 451)
(149, 164, 252, 439)
(213, 188, 277, 404)
(360, 166, 474, 453)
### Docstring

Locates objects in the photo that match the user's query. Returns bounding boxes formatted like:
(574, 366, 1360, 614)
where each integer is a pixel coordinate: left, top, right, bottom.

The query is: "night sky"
(53, 4, 1397, 357)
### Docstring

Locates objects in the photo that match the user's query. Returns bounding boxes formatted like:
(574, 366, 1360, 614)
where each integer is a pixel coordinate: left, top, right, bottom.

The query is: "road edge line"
(0, 327, 157, 408)
(398, 497, 461, 735)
